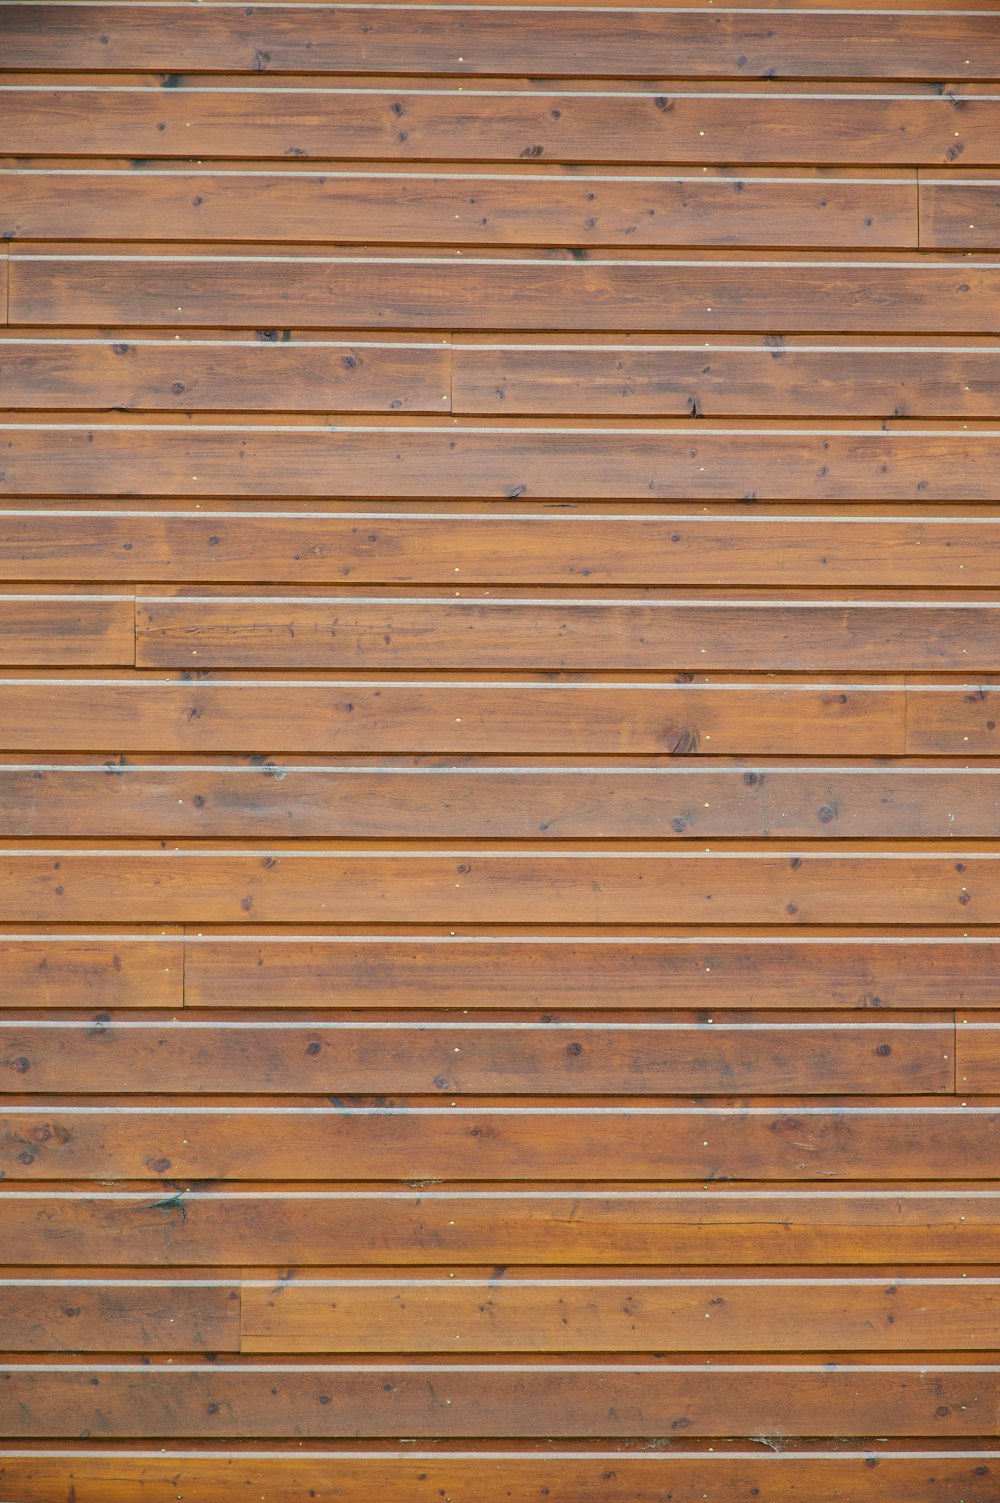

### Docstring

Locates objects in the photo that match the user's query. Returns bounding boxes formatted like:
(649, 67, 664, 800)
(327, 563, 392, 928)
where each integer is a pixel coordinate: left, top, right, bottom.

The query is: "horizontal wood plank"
(0, 849, 994, 925)
(0, 678, 905, 756)
(5, 82, 1000, 166)
(0, 168, 918, 249)
(956, 1019, 1000, 1093)
(6, 508, 1000, 585)
(0, 596, 132, 666)
(183, 935, 1000, 1011)
(0, 1446, 996, 1503)
(919, 175, 1000, 250)
(5, 760, 999, 839)
(1, 1358, 995, 1438)
(12, 253, 1000, 333)
(7, 423, 1000, 501)
(0, 935, 179, 1010)
(134, 594, 1000, 672)
(0, 1278, 240, 1353)
(240, 1271, 1000, 1353)
(0, 336, 451, 413)
(0, 1101, 995, 1182)
(452, 340, 1000, 418)
(5, 1185, 997, 1265)
(4, 6, 998, 79)
(0, 1018, 953, 1096)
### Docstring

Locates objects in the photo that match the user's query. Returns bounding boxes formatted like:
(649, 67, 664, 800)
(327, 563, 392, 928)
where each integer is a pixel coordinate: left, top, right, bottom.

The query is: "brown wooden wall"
(0, 1, 999, 1498)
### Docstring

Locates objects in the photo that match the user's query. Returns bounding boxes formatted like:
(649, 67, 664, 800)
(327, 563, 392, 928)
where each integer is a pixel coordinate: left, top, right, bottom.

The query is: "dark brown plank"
(0, 595, 132, 666)
(183, 935, 1000, 1012)
(5, 81, 1000, 166)
(0, 167, 918, 249)
(3, 760, 997, 839)
(4, 507, 1000, 586)
(0, 1100, 995, 1182)
(0, 848, 996, 925)
(7, 422, 1000, 501)
(0, 1278, 240, 1353)
(0, 935, 180, 1009)
(240, 1270, 1000, 1353)
(5, 1185, 996, 1265)
(0, 335, 451, 412)
(452, 338, 1000, 418)
(1, 1357, 995, 1438)
(0, 1017, 953, 1096)
(3, 5, 997, 79)
(919, 174, 1000, 250)
(0, 1446, 996, 1503)
(134, 593, 1000, 671)
(0, 677, 905, 756)
(11, 252, 1000, 333)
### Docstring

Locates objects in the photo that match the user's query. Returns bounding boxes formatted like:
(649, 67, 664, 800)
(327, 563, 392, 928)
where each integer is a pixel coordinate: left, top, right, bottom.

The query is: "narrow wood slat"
(905, 683, 1000, 755)
(12, 253, 1000, 333)
(956, 1019, 1000, 1093)
(0, 1018, 952, 1096)
(134, 595, 1000, 672)
(6, 508, 1000, 585)
(0, 849, 992, 926)
(0, 1446, 996, 1503)
(0, 168, 918, 249)
(5, 1185, 997, 1265)
(4, 761, 998, 839)
(4, 83, 1000, 166)
(919, 175, 1000, 250)
(239, 1270, 1000, 1353)
(0, 337, 451, 413)
(0, 844, 992, 924)
(1, 1358, 995, 1438)
(1, 1101, 995, 1182)
(183, 935, 1000, 1012)
(0, 678, 905, 756)
(452, 340, 1000, 418)
(3, 6, 998, 79)
(7, 423, 1000, 501)
(0, 596, 132, 666)
(0, 1279, 240, 1353)
(0, 935, 179, 1010)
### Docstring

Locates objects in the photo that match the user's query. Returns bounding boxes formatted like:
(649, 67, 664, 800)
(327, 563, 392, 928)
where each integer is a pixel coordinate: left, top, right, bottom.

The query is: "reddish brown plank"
(133, 593, 1000, 672)
(0, 677, 905, 756)
(0, 1017, 953, 1096)
(2, 6, 997, 79)
(0, 1445, 996, 1503)
(4, 81, 1000, 166)
(11, 252, 1000, 333)
(0, 1100, 995, 1182)
(957, 1018, 1000, 1093)
(240, 1270, 1000, 1353)
(0, 1278, 240, 1353)
(919, 174, 1000, 250)
(7, 422, 1000, 501)
(4, 1185, 997, 1266)
(0, 1357, 995, 1438)
(0, 167, 918, 249)
(0, 935, 180, 1009)
(183, 935, 1000, 1012)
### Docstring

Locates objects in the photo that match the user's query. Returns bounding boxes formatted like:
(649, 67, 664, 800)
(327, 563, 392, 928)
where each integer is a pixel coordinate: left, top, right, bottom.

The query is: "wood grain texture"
(5, 1185, 998, 1266)
(6, 507, 1000, 585)
(1, 1357, 995, 1438)
(2, 760, 997, 839)
(1, 848, 998, 925)
(0, 1017, 954, 1096)
(0, 1278, 240, 1353)
(0, 595, 133, 666)
(1, 1100, 996, 1182)
(0, 1446, 996, 1503)
(133, 593, 1000, 671)
(3, 5, 998, 79)
(12, 252, 1000, 332)
(182, 935, 1000, 1011)
(8, 422, 1000, 500)
(0, 167, 919, 249)
(0, 934, 180, 1010)
(0, 676, 905, 755)
(5, 81, 1000, 166)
